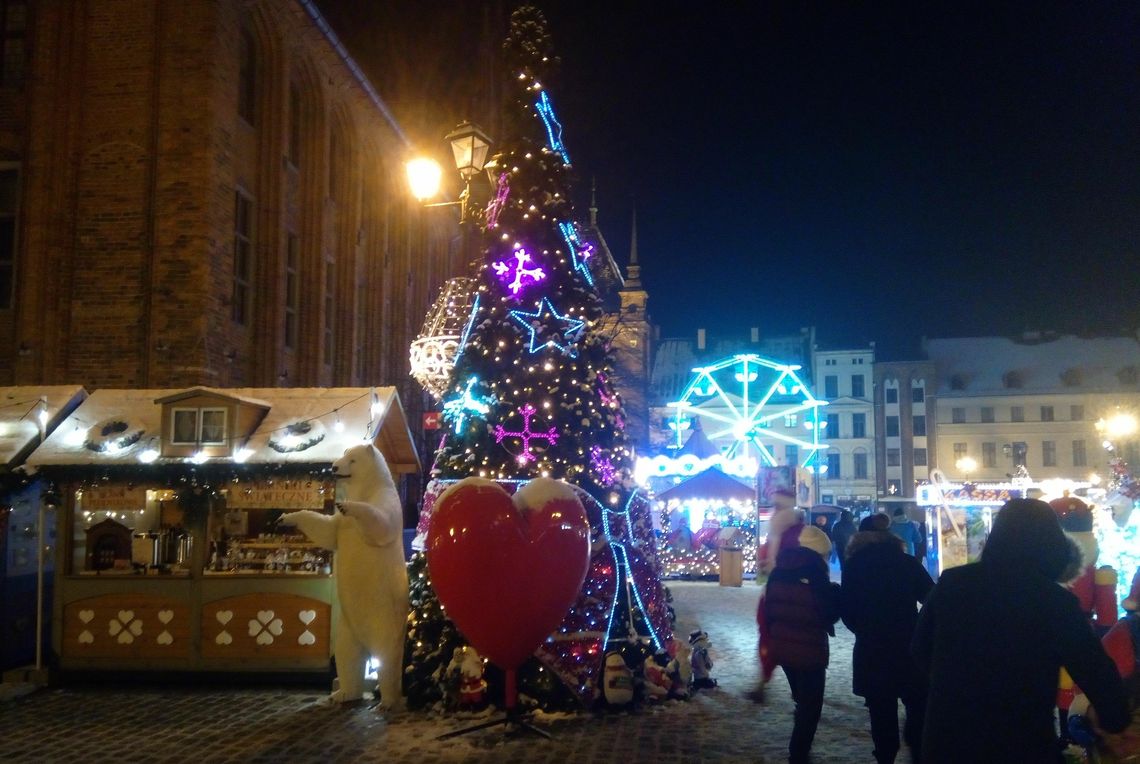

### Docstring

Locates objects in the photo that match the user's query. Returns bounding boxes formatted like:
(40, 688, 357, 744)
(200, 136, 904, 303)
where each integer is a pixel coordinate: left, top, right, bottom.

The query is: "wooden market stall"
(26, 386, 418, 676)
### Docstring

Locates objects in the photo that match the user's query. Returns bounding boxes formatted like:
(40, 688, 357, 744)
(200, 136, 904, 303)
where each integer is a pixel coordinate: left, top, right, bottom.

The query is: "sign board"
(423, 411, 442, 431)
(79, 486, 148, 512)
(224, 483, 324, 510)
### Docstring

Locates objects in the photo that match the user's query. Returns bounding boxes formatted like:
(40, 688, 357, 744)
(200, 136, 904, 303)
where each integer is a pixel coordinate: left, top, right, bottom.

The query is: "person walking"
(830, 509, 857, 568)
(888, 506, 920, 556)
(763, 524, 841, 764)
(842, 513, 934, 763)
(912, 498, 1129, 763)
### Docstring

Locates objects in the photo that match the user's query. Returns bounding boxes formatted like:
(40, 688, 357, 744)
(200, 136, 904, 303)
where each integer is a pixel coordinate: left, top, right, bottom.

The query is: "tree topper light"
(508, 297, 586, 357)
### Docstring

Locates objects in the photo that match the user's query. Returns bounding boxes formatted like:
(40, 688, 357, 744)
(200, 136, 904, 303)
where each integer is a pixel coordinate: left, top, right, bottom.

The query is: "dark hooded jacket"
(912, 499, 1129, 763)
(842, 529, 934, 698)
(764, 546, 841, 670)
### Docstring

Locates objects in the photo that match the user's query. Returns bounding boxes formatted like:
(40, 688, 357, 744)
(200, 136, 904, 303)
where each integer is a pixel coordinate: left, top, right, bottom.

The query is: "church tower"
(610, 204, 653, 451)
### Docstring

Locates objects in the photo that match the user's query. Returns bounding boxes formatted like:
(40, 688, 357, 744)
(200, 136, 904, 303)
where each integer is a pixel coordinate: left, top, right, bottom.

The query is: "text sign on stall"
(224, 483, 325, 509)
(80, 485, 148, 512)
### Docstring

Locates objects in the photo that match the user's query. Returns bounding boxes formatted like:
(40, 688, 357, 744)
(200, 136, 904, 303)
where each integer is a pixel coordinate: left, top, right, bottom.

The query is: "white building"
(812, 346, 877, 510)
(924, 333, 1140, 483)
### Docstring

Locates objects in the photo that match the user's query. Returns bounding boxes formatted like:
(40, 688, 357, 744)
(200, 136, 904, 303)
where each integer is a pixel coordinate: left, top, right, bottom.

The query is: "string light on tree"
(492, 246, 546, 295)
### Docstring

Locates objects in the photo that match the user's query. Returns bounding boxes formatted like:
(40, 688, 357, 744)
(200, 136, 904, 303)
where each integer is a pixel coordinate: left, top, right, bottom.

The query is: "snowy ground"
(0, 581, 884, 763)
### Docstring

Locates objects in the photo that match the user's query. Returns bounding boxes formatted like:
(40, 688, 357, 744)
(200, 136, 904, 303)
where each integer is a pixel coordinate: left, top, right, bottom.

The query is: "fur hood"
(845, 529, 903, 560)
(1058, 532, 1090, 584)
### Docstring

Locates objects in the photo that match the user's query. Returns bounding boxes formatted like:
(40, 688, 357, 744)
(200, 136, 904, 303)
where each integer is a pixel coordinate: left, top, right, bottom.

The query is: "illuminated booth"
(26, 386, 418, 676)
(653, 466, 758, 578)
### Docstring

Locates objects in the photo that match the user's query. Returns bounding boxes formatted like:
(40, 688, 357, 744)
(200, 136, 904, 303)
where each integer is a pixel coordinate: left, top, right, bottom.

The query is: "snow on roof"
(923, 334, 1140, 394)
(26, 386, 420, 473)
(0, 386, 88, 469)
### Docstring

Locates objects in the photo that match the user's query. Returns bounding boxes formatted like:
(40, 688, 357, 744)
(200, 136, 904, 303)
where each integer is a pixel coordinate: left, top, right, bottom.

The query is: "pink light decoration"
(492, 246, 546, 296)
(485, 172, 509, 230)
(590, 445, 617, 486)
(493, 403, 559, 464)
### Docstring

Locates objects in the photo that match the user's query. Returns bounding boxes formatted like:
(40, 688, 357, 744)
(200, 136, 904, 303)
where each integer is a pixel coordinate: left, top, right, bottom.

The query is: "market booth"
(26, 387, 418, 676)
(1, 386, 88, 673)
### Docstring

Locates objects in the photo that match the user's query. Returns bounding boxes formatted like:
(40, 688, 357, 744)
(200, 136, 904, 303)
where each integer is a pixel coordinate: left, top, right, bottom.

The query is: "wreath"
(84, 419, 145, 453)
(268, 420, 326, 453)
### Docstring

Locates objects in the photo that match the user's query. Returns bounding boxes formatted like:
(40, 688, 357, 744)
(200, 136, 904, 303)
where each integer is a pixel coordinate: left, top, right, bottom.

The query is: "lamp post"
(955, 456, 977, 482)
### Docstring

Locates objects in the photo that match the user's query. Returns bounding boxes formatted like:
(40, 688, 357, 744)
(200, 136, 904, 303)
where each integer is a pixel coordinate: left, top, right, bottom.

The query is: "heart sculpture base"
(434, 668, 552, 741)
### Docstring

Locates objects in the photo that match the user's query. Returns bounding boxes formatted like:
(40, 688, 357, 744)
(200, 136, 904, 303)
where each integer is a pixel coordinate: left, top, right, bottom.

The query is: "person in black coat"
(842, 513, 934, 763)
(912, 498, 1129, 763)
(831, 509, 857, 567)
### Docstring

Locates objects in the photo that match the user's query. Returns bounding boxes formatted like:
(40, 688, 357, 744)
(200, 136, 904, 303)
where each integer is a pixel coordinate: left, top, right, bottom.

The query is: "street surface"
(1, 581, 881, 763)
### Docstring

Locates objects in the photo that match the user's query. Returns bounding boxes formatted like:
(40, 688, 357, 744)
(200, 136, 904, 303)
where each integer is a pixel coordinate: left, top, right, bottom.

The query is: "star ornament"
(509, 297, 586, 357)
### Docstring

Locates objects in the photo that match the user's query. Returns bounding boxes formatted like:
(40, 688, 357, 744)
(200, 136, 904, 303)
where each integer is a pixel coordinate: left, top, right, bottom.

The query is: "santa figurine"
(689, 629, 717, 689)
(667, 637, 693, 699)
(446, 646, 487, 709)
(1051, 497, 1118, 635)
(1052, 496, 1118, 737)
(1102, 568, 1140, 685)
(643, 654, 672, 702)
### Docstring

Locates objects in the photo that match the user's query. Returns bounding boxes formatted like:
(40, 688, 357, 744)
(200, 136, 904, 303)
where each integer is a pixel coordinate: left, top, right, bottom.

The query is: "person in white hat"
(761, 524, 841, 764)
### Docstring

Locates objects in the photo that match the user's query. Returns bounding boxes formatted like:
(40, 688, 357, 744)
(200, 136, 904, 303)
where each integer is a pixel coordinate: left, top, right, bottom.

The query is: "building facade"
(873, 359, 937, 502)
(812, 345, 876, 510)
(1, 0, 456, 406)
(924, 333, 1140, 483)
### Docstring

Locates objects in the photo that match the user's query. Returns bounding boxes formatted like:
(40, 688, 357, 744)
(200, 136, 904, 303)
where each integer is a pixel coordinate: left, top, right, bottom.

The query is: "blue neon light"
(508, 297, 585, 357)
(441, 376, 494, 433)
(451, 293, 480, 371)
(557, 221, 595, 287)
(536, 91, 570, 163)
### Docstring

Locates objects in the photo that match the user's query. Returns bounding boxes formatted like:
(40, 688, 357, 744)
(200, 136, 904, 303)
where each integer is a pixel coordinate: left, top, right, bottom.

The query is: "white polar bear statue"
(282, 443, 408, 708)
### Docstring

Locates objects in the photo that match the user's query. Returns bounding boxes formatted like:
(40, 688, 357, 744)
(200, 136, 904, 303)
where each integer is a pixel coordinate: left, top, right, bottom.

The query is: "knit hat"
(1124, 568, 1140, 612)
(859, 513, 891, 532)
(796, 525, 832, 558)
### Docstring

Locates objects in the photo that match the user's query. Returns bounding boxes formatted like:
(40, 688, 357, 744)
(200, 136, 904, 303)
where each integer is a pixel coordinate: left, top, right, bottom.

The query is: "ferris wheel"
(668, 353, 828, 469)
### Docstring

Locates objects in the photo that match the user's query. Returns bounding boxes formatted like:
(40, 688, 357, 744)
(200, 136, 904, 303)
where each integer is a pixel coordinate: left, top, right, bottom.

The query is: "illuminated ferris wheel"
(668, 354, 828, 469)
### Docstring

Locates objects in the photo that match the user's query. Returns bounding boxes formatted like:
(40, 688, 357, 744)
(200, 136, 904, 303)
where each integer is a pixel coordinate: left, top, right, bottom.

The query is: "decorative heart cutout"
(426, 477, 590, 669)
(298, 631, 316, 646)
(268, 619, 283, 637)
(78, 630, 94, 644)
(79, 610, 94, 624)
(257, 610, 275, 625)
(117, 610, 134, 624)
(215, 631, 232, 646)
(129, 620, 143, 636)
(116, 630, 134, 644)
(216, 610, 233, 625)
(109, 621, 123, 636)
(256, 630, 274, 645)
(158, 610, 174, 624)
(298, 610, 316, 625)
(157, 631, 173, 645)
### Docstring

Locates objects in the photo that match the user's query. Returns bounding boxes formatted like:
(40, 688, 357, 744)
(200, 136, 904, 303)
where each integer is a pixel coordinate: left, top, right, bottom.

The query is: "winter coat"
(830, 518, 857, 561)
(913, 561, 1129, 762)
(841, 530, 934, 698)
(888, 516, 920, 556)
(763, 546, 841, 671)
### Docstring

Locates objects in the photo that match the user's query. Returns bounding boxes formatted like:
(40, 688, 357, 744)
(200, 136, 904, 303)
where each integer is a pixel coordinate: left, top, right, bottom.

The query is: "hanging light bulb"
(333, 411, 345, 433)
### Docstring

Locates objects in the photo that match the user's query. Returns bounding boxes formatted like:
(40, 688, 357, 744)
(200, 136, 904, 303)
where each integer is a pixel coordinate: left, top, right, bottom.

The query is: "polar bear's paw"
(373, 696, 406, 716)
(326, 688, 367, 706)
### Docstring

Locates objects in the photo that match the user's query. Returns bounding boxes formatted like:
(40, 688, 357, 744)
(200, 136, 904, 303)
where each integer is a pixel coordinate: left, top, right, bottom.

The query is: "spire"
(589, 177, 598, 227)
(626, 207, 641, 287)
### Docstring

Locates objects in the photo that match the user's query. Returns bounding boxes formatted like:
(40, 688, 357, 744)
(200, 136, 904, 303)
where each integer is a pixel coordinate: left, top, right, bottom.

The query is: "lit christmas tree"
(405, 6, 672, 711)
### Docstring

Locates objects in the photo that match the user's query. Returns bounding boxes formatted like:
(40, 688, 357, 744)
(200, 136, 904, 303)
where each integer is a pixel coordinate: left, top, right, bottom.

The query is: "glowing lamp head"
(405, 157, 443, 201)
(444, 121, 492, 181)
(955, 456, 978, 474)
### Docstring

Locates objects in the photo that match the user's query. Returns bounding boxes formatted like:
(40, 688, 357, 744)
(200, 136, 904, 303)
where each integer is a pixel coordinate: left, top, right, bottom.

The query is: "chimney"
(751, 327, 760, 343)
(697, 328, 706, 350)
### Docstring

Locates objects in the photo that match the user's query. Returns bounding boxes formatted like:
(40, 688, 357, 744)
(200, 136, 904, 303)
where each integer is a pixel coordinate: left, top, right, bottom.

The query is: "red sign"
(423, 411, 442, 430)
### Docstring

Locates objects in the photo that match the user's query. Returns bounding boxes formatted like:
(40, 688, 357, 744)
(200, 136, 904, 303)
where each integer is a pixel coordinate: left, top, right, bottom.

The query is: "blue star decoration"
(509, 297, 586, 357)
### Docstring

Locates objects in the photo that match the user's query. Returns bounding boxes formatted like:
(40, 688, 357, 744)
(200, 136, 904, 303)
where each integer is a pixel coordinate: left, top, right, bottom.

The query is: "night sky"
(323, 2, 1140, 359)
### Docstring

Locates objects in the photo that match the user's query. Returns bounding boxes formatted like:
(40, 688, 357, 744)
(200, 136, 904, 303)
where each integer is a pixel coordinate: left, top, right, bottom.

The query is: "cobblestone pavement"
(0, 581, 886, 763)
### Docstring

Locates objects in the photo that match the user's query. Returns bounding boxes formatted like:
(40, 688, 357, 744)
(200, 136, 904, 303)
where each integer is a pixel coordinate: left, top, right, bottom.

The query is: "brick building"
(0, 0, 457, 408)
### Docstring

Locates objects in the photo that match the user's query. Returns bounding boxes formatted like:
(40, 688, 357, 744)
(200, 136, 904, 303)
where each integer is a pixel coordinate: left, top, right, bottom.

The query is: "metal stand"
(434, 668, 552, 741)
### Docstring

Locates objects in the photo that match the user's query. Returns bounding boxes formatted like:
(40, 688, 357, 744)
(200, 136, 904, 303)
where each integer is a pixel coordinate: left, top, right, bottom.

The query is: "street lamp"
(1096, 412, 1138, 450)
(955, 456, 977, 480)
(405, 121, 493, 225)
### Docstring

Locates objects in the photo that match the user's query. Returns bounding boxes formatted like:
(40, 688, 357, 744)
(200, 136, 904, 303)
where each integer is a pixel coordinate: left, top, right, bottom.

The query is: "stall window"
(171, 407, 228, 445)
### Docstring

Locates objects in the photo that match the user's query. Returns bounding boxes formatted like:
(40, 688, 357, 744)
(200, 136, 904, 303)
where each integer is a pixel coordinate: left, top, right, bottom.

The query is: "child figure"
(762, 524, 841, 764)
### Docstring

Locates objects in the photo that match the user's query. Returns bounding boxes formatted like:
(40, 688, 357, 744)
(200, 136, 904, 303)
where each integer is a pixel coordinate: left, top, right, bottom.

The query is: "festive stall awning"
(26, 386, 420, 474)
(0, 386, 88, 470)
(655, 467, 756, 503)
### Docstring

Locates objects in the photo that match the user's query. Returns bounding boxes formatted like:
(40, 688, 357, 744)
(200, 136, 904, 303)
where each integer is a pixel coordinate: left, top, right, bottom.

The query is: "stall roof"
(26, 386, 421, 474)
(655, 467, 756, 503)
(0, 386, 88, 469)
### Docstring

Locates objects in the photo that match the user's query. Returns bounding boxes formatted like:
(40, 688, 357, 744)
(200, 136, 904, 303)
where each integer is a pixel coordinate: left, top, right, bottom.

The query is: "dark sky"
(322, 1, 1140, 359)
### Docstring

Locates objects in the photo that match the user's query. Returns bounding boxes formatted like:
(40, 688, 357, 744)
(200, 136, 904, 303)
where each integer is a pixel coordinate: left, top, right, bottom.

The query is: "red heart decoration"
(426, 477, 591, 670)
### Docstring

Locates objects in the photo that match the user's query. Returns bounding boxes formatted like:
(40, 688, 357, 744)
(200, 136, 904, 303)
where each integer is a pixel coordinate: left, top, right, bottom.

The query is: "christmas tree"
(405, 6, 672, 711)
